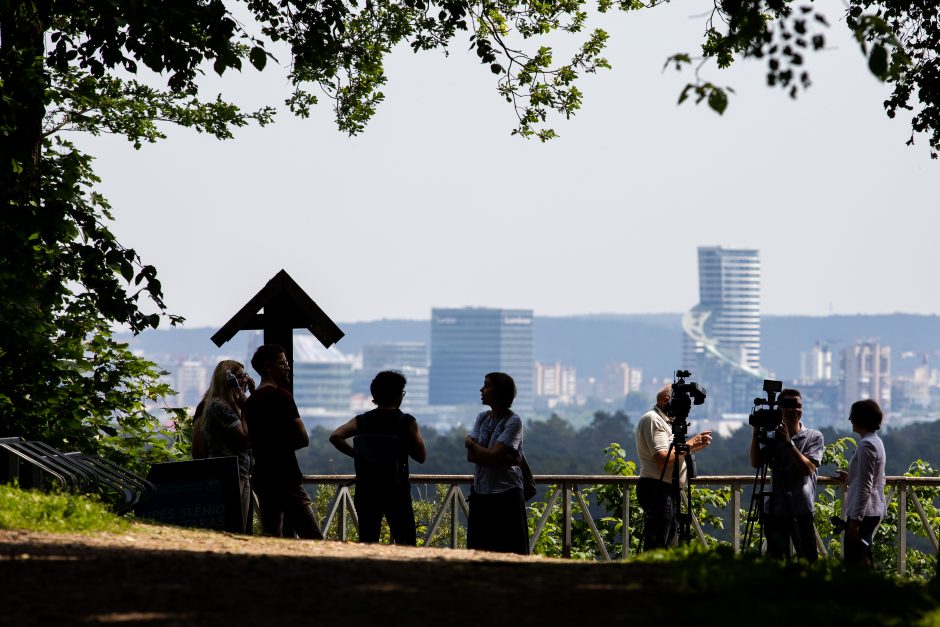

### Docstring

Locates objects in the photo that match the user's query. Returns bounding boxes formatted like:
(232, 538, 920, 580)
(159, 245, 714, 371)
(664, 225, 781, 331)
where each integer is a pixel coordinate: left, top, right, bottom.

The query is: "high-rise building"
(601, 362, 642, 400)
(176, 360, 208, 407)
(801, 342, 833, 382)
(363, 343, 428, 370)
(535, 361, 577, 401)
(841, 340, 891, 413)
(683, 246, 764, 415)
(430, 307, 534, 411)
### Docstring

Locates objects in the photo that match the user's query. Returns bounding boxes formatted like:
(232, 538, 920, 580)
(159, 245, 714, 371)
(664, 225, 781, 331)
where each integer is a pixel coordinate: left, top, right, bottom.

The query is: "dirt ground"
(0, 523, 679, 626)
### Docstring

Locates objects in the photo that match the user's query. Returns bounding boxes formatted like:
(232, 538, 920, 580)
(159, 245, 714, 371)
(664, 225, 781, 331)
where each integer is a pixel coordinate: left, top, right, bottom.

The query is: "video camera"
(665, 370, 707, 427)
(747, 379, 799, 429)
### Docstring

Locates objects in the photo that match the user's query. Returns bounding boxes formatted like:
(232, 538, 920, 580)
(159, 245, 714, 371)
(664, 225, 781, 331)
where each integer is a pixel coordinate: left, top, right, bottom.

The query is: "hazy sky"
(81, 1, 938, 328)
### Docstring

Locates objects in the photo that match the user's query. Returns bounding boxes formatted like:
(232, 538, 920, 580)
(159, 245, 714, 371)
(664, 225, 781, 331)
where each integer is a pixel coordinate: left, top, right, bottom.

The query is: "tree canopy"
(1, 0, 937, 466)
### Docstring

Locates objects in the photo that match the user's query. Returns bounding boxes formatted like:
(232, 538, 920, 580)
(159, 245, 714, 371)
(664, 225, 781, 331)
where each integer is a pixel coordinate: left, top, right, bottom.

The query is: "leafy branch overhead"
(666, 0, 939, 158)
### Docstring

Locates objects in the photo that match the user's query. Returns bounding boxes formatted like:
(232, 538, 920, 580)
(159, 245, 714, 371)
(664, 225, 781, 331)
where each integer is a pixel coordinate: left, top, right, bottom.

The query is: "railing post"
(339, 489, 348, 542)
(899, 481, 907, 576)
(562, 481, 572, 559)
(450, 484, 459, 549)
(731, 480, 741, 554)
(622, 479, 630, 559)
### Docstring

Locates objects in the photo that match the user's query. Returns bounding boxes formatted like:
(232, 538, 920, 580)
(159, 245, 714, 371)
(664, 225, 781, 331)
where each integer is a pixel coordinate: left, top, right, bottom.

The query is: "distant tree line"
(298, 411, 940, 477)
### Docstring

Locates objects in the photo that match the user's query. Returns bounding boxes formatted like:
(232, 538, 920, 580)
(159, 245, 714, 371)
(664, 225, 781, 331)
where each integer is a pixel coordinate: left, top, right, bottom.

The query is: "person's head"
(251, 344, 289, 385)
(849, 399, 883, 433)
(481, 372, 516, 409)
(371, 370, 407, 407)
(779, 388, 803, 426)
(656, 384, 672, 409)
(205, 359, 247, 409)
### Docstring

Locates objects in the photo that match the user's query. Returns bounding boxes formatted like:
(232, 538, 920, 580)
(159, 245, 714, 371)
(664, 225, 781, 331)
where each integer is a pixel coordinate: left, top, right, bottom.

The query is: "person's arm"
(466, 439, 518, 466)
(467, 416, 523, 466)
(408, 420, 426, 464)
(652, 431, 711, 471)
(292, 415, 309, 449)
(224, 419, 251, 451)
(847, 440, 878, 521)
(466, 415, 483, 463)
(777, 425, 819, 476)
(329, 418, 358, 458)
(280, 392, 309, 450)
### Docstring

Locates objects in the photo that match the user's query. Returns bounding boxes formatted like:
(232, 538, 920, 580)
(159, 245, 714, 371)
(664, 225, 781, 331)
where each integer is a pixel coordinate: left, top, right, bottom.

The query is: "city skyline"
(80, 1, 935, 328)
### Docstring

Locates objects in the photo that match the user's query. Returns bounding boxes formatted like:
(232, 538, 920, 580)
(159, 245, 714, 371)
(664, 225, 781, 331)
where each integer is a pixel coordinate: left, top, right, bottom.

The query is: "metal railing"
(303, 473, 940, 574)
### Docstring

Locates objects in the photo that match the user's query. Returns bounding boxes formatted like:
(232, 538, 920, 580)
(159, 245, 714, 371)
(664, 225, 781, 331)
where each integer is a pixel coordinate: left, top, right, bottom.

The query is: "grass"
(0, 484, 128, 533)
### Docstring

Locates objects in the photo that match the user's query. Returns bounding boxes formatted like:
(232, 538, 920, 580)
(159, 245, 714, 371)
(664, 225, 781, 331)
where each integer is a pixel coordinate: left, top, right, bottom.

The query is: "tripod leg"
(743, 462, 769, 553)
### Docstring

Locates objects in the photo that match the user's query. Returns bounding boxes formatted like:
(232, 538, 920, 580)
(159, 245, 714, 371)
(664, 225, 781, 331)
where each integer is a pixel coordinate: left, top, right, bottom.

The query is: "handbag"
(519, 452, 538, 501)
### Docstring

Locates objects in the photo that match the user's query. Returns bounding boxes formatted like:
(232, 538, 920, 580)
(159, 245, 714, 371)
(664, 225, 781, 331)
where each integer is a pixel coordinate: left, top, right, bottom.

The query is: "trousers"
(637, 477, 677, 551)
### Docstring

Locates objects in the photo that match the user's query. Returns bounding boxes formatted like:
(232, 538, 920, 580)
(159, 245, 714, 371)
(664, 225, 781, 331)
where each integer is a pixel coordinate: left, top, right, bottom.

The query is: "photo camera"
(748, 379, 799, 429)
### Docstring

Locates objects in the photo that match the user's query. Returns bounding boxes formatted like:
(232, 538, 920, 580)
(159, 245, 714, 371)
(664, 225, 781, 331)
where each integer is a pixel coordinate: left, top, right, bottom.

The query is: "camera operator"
(748, 388, 823, 561)
(635, 384, 713, 550)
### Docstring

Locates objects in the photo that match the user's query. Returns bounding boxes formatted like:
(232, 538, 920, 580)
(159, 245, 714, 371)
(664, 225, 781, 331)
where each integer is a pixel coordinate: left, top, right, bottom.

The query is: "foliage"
(2, 0, 938, 494)
(0, 3, 264, 468)
(874, 459, 940, 579)
(668, 0, 940, 158)
(0, 484, 128, 533)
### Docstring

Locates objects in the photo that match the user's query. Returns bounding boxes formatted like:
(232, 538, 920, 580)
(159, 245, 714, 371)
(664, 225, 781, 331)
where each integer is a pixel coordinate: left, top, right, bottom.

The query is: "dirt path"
(0, 524, 676, 625)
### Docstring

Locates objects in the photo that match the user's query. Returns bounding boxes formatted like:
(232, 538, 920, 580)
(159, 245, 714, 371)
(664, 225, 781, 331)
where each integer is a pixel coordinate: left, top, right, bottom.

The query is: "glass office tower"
(430, 307, 534, 412)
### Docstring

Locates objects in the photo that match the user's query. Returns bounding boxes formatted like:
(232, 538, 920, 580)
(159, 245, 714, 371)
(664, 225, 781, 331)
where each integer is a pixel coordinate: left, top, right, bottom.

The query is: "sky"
(80, 1, 939, 328)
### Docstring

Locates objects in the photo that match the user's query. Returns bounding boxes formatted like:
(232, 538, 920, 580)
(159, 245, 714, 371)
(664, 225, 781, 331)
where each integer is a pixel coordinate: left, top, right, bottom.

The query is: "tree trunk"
(0, 2, 47, 198)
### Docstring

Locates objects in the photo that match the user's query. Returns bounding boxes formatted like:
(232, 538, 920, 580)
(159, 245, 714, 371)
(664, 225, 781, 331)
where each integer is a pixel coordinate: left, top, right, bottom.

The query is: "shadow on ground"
(1, 531, 937, 626)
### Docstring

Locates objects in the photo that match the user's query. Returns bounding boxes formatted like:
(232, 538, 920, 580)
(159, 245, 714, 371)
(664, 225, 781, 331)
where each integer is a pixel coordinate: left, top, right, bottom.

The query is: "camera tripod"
(661, 430, 695, 546)
(742, 431, 807, 559)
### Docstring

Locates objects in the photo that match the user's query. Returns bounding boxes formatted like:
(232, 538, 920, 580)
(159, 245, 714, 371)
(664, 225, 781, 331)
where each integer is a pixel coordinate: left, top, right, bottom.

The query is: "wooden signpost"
(210, 269, 345, 393)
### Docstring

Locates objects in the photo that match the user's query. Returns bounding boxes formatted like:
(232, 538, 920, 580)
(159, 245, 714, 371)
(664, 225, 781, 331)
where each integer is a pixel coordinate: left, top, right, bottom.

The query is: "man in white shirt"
(635, 384, 712, 550)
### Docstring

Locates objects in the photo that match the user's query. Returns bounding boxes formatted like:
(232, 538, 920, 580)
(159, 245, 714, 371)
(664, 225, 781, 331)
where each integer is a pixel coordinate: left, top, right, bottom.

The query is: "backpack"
(353, 411, 409, 485)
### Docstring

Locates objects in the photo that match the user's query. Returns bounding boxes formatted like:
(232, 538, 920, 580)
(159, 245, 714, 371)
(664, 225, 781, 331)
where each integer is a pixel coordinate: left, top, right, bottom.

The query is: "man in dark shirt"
(748, 388, 823, 561)
(243, 344, 323, 539)
(330, 370, 426, 544)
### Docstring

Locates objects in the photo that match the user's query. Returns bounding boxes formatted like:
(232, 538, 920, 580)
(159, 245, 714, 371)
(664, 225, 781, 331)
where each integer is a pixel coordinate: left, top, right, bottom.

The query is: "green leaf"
(250, 47, 267, 71)
(707, 88, 728, 115)
(868, 44, 888, 80)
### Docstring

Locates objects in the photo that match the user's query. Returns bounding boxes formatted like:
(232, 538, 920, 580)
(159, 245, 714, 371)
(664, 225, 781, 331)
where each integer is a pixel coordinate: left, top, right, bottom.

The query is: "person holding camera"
(329, 370, 427, 545)
(748, 388, 823, 561)
(201, 359, 254, 531)
(243, 344, 323, 539)
(464, 372, 530, 554)
(838, 399, 886, 567)
(635, 384, 713, 550)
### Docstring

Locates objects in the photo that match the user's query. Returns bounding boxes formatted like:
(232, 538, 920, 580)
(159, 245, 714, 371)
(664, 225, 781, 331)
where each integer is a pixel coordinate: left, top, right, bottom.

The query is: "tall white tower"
(695, 246, 761, 369)
(683, 246, 762, 414)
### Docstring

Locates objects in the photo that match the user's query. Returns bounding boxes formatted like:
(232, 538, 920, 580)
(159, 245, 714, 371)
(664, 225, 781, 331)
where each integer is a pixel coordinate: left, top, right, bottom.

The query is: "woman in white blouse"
(840, 399, 887, 567)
